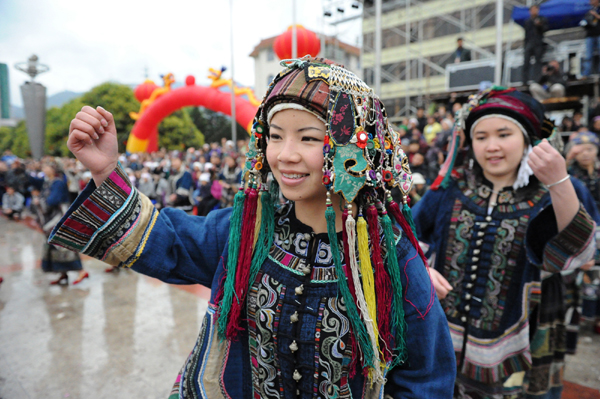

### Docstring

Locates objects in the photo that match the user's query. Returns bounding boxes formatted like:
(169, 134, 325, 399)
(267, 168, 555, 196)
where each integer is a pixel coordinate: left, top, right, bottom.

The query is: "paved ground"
(0, 215, 599, 398)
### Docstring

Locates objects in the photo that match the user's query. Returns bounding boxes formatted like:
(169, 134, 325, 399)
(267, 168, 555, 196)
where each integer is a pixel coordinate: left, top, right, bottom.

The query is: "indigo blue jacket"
(50, 165, 456, 399)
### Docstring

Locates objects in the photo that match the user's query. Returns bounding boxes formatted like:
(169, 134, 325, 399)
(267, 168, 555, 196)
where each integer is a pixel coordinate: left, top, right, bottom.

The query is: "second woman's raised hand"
(68, 106, 119, 186)
(527, 139, 568, 186)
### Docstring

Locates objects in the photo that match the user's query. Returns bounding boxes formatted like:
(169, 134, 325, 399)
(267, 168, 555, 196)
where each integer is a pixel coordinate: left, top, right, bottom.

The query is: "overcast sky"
(0, 0, 362, 107)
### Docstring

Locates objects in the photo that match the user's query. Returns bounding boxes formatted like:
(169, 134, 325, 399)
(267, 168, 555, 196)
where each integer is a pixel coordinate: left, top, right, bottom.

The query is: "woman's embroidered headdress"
(216, 57, 431, 382)
(431, 86, 556, 190)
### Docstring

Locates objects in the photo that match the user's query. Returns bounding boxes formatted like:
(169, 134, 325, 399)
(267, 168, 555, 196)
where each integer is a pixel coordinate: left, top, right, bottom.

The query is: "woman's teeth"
(282, 173, 307, 179)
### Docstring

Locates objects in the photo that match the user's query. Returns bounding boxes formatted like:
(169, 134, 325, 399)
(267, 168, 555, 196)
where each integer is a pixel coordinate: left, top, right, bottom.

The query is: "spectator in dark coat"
(522, 4, 548, 83)
(452, 38, 471, 63)
(582, 0, 600, 77)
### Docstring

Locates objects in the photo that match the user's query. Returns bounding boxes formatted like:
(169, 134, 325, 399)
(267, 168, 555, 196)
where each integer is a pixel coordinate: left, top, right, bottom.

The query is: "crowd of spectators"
(3, 97, 600, 218)
(0, 137, 248, 222)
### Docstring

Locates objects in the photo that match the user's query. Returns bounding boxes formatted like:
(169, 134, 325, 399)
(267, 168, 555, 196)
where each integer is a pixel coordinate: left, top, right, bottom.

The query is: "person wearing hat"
(50, 58, 455, 398)
(412, 87, 598, 398)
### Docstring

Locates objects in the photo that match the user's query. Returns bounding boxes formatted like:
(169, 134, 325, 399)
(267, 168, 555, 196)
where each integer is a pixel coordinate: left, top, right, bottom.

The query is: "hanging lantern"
(134, 79, 159, 103)
(273, 25, 321, 60)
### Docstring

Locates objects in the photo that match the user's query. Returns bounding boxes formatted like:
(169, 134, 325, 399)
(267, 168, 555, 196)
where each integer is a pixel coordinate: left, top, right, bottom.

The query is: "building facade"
(250, 35, 361, 99)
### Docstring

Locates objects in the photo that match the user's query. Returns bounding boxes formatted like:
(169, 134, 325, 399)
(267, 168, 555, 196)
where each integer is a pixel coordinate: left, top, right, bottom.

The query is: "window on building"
(267, 49, 275, 61)
(267, 74, 274, 85)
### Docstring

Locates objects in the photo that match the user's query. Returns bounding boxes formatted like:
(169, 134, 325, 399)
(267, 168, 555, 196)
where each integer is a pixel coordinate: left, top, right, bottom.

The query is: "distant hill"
(46, 90, 82, 108)
(11, 105, 24, 119)
(9, 90, 83, 120)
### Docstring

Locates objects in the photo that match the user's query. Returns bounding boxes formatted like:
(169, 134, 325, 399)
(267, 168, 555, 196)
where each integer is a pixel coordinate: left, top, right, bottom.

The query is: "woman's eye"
(302, 136, 320, 142)
(270, 134, 282, 140)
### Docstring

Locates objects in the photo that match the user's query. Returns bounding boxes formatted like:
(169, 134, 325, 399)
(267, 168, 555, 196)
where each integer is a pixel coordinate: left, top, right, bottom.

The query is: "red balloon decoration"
(273, 25, 321, 60)
(134, 80, 159, 103)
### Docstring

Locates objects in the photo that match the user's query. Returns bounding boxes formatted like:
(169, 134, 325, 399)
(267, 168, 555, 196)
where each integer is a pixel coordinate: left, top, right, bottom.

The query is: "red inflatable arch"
(127, 75, 258, 153)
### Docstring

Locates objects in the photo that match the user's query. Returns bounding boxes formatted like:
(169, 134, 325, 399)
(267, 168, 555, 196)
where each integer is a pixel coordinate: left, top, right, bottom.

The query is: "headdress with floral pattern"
(216, 57, 432, 382)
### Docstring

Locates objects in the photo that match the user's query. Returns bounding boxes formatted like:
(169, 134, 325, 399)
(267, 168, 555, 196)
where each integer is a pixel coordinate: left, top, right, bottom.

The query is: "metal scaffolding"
(361, 0, 532, 122)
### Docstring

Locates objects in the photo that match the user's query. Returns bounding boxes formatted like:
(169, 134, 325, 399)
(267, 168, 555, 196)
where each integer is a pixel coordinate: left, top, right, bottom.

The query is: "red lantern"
(273, 25, 321, 60)
(134, 79, 159, 103)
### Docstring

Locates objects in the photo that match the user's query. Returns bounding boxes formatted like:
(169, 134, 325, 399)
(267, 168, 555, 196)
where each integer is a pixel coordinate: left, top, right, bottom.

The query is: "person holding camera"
(522, 4, 548, 84)
(582, 0, 600, 77)
(529, 60, 568, 102)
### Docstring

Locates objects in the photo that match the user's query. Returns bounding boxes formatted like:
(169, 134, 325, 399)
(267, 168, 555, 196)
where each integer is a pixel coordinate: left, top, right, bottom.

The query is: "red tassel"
(366, 204, 393, 361)
(430, 174, 444, 191)
(388, 200, 428, 266)
(227, 187, 259, 338)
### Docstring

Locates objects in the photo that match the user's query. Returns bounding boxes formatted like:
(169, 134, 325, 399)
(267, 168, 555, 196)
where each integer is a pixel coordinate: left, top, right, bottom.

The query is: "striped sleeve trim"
(542, 205, 596, 273)
(49, 164, 144, 264)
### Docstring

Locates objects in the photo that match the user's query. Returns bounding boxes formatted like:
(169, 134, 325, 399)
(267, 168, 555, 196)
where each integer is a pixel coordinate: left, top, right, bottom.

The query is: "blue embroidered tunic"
(49, 165, 456, 399)
(412, 168, 596, 397)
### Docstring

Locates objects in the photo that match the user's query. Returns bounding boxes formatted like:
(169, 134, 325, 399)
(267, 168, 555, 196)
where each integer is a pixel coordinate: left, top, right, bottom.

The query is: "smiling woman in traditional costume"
(50, 57, 456, 398)
(413, 88, 597, 399)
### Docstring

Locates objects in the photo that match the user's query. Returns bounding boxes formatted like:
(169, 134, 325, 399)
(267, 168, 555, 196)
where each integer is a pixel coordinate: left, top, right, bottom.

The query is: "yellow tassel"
(357, 216, 381, 356)
(348, 213, 383, 384)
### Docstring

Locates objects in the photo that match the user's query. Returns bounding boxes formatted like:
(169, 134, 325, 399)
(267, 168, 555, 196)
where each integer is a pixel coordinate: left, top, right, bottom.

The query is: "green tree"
(189, 107, 247, 144)
(158, 107, 205, 150)
(46, 97, 85, 156)
(0, 121, 30, 158)
(80, 82, 139, 153)
(45, 82, 138, 155)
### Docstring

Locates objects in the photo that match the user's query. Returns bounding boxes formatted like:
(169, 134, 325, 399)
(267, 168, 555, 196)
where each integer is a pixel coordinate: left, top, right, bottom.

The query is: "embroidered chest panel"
(442, 198, 530, 331)
(247, 271, 353, 399)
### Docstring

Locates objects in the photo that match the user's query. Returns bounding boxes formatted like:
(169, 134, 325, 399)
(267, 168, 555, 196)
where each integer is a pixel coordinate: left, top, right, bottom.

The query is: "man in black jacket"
(452, 38, 471, 63)
(582, 0, 600, 77)
(522, 4, 548, 83)
(529, 60, 568, 101)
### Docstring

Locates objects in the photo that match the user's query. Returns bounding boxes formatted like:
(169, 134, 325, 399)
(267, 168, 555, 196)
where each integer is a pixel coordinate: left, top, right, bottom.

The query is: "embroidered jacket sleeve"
(48, 164, 231, 286)
(526, 202, 596, 273)
(384, 236, 456, 398)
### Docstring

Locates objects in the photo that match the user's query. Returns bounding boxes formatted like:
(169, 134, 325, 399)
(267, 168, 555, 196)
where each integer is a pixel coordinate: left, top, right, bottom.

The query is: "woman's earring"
(469, 158, 474, 170)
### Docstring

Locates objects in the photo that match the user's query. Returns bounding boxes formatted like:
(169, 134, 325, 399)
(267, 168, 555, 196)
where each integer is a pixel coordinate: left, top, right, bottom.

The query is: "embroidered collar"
(270, 202, 342, 282)
(455, 168, 547, 212)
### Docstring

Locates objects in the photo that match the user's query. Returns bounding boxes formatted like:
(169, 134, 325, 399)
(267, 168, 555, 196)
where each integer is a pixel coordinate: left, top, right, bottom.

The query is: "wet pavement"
(0, 216, 210, 398)
(0, 215, 599, 398)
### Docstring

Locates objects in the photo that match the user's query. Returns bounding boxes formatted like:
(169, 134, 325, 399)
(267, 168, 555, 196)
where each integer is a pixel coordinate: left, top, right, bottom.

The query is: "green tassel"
(248, 190, 275, 290)
(380, 212, 408, 367)
(325, 206, 375, 370)
(402, 202, 418, 239)
(217, 189, 246, 340)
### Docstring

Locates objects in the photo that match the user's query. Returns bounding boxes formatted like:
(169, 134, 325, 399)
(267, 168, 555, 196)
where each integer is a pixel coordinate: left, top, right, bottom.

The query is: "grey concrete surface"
(0, 217, 209, 399)
(0, 216, 599, 398)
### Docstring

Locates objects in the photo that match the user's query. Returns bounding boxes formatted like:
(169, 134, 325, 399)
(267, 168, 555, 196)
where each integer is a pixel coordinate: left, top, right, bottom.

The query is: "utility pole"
(230, 0, 237, 144)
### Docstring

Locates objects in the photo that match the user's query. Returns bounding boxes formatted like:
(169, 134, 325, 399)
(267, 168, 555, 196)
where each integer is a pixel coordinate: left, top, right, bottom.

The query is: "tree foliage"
(158, 107, 205, 150)
(1, 81, 209, 157)
(189, 106, 247, 144)
(0, 121, 30, 158)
